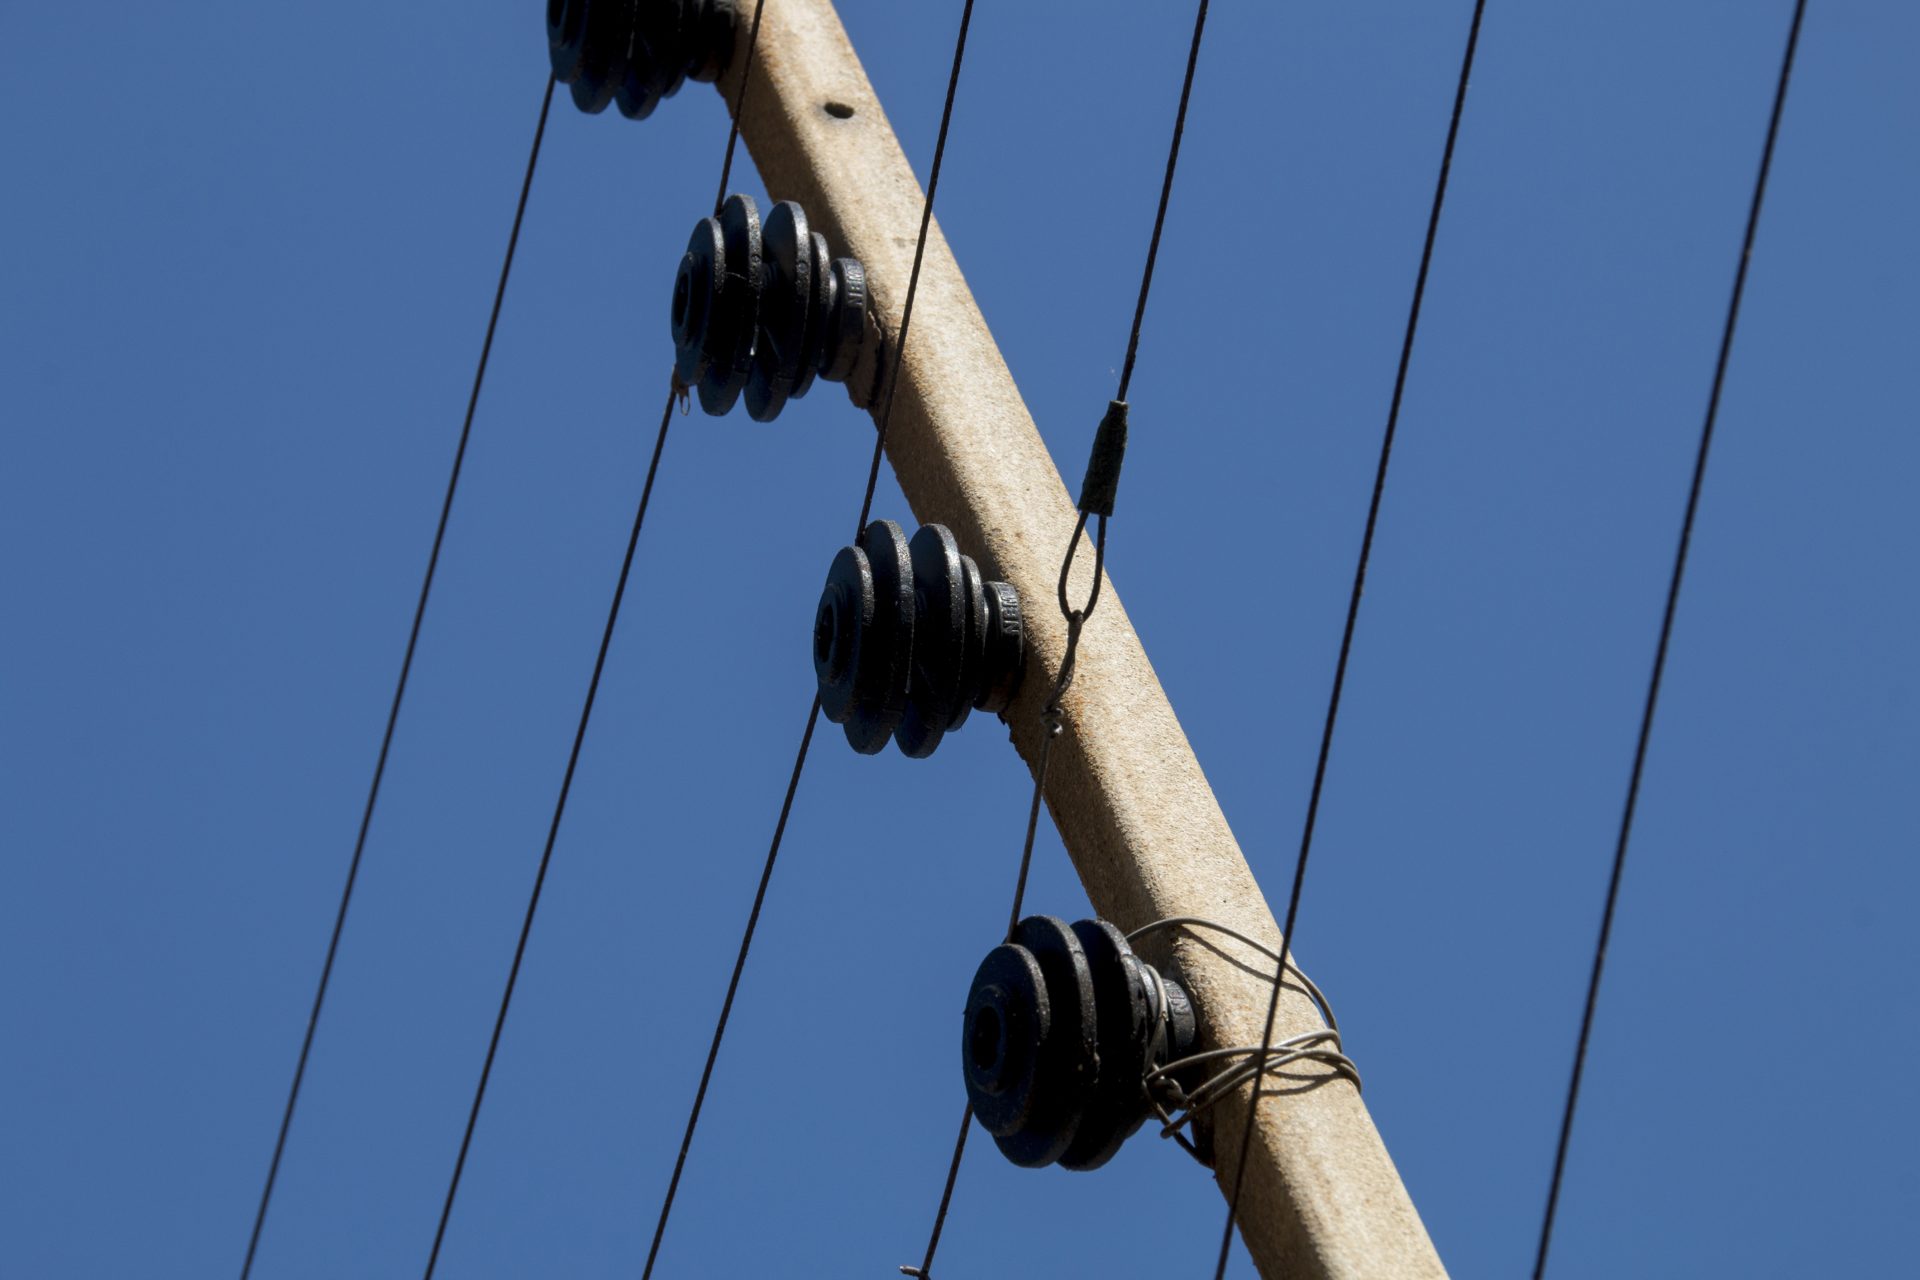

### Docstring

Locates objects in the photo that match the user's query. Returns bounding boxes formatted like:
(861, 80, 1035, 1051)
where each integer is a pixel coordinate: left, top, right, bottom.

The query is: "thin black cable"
(711, 0, 769, 216)
(423, 390, 677, 1278)
(896, 599, 1081, 1280)
(1211, 3, 1486, 1274)
(1005, 687, 1062, 940)
(236, 72, 556, 1280)
(902, 512, 1105, 1280)
(856, 0, 978, 534)
(907, 5, 1211, 1272)
(1531, 3, 1806, 1273)
(639, 693, 818, 1279)
(898, 1104, 972, 1279)
(426, 8, 777, 1269)
(640, 4, 976, 1272)
(1116, 0, 1209, 404)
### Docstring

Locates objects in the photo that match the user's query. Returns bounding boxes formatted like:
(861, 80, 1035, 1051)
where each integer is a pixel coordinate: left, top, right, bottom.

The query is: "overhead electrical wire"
(422, 387, 678, 1278)
(1209, 3, 1488, 1275)
(236, 71, 558, 1280)
(423, 5, 775, 1274)
(1531, 2, 1809, 1274)
(902, 5, 1211, 1277)
(640, 4, 978, 1274)
(227, 1, 1811, 1275)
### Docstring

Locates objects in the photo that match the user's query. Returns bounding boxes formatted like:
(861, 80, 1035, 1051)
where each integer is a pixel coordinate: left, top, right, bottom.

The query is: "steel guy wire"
(1207, 3, 1487, 1272)
(1531, 2, 1809, 1273)
(903, 5, 1209, 1276)
(641, 2, 976, 1274)
(236, 71, 557, 1280)
(425, 7, 772, 1274)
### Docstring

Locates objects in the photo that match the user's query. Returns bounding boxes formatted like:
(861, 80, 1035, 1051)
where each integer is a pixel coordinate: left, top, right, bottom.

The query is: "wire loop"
(1126, 916, 1358, 1164)
(1054, 509, 1108, 625)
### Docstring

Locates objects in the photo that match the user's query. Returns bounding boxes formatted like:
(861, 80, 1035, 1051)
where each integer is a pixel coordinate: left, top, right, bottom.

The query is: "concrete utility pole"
(715, 4, 1447, 1276)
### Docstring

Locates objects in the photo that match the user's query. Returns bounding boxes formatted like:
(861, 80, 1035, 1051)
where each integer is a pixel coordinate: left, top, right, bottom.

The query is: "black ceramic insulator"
(815, 520, 914, 754)
(669, 196, 870, 422)
(548, 0, 738, 120)
(671, 194, 761, 415)
(814, 522, 1024, 758)
(963, 916, 1199, 1171)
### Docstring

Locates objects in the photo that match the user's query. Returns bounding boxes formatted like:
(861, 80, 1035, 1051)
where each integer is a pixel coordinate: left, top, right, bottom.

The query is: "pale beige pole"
(713, 4, 1447, 1276)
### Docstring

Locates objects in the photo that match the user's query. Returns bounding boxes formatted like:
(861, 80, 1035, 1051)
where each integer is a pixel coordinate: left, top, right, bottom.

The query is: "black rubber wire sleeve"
(1211, 2, 1487, 1275)
(236, 71, 557, 1280)
(1531, 2, 1808, 1274)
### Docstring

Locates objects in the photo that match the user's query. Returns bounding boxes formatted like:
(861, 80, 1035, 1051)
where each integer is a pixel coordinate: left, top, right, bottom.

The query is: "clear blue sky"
(2, 1, 1915, 1276)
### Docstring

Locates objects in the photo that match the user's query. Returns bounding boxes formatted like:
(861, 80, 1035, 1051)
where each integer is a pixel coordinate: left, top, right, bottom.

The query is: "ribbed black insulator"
(814, 521, 1023, 758)
(546, 0, 735, 120)
(671, 194, 871, 421)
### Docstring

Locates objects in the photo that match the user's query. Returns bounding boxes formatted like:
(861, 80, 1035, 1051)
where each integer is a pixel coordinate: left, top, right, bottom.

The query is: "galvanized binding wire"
(1123, 918, 1356, 1162)
(641, 2, 978, 1275)
(1531, 2, 1809, 1274)
(237, 71, 558, 1280)
(424, 6, 774, 1275)
(901, 4, 1210, 1276)
(1210, 2, 1487, 1274)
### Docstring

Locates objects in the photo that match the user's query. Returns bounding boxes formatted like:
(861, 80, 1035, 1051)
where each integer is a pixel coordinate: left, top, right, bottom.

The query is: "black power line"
(643, 4, 978, 1273)
(423, 388, 678, 1278)
(904, 6, 1209, 1277)
(1116, 0, 1210, 406)
(425, 5, 775, 1272)
(237, 71, 557, 1280)
(1531, 2, 1809, 1273)
(1211, 2, 1488, 1274)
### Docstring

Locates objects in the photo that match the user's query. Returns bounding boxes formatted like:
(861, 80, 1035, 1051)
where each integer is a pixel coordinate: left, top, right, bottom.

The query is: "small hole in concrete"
(824, 100, 855, 119)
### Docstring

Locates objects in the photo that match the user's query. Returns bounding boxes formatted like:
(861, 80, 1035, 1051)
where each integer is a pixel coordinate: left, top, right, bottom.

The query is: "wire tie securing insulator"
(1076, 399, 1129, 518)
(1123, 915, 1361, 1165)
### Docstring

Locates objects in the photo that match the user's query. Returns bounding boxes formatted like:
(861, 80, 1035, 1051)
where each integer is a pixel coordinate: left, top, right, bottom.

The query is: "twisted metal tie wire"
(1123, 916, 1342, 1034)
(1125, 917, 1355, 1159)
(1211, 2, 1488, 1274)
(1147, 1038, 1359, 1157)
(644, 3, 977, 1274)
(237, 71, 558, 1280)
(426, 7, 777, 1275)
(1532, 2, 1809, 1274)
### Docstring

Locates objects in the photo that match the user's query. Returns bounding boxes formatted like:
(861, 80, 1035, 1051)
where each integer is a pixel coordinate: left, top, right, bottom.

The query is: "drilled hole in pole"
(824, 100, 855, 119)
